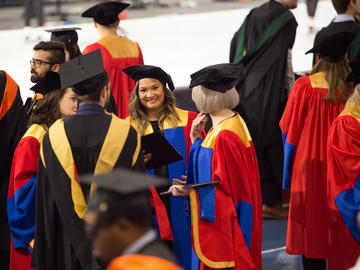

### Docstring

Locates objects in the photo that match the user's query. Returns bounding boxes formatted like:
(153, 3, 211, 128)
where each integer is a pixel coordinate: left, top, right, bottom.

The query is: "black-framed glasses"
(30, 58, 54, 67)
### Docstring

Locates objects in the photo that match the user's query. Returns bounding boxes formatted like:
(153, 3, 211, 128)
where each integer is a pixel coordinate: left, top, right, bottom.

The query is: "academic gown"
(0, 70, 26, 269)
(129, 108, 200, 270)
(187, 114, 262, 270)
(83, 36, 144, 119)
(327, 102, 360, 270)
(230, 0, 297, 149)
(280, 73, 346, 259)
(7, 124, 46, 270)
(32, 104, 144, 270)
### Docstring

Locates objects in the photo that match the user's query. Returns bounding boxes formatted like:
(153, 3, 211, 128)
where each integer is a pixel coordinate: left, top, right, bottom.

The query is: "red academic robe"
(280, 73, 346, 259)
(7, 124, 46, 270)
(83, 36, 144, 119)
(327, 102, 360, 270)
(187, 114, 262, 270)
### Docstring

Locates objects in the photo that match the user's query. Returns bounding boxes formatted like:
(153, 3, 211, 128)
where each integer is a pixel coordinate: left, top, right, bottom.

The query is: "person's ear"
(93, 19, 98, 28)
(51, 63, 60, 72)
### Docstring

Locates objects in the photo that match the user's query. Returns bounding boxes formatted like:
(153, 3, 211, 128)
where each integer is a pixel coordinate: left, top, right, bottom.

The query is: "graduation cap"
(347, 60, 360, 86)
(189, 63, 243, 93)
(306, 25, 357, 62)
(30, 71, 62, 95)
(60, 49, 107, 95)
(45, 27, 81, 45)
(81, 1, 130, 26)
(81, 168, 168, 221)
(123, 65, 175, 91)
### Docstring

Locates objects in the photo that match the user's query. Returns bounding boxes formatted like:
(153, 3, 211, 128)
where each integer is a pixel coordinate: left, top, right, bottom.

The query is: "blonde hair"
(311, 57, 353, 103)
(347, 85, 360, 105)
(191, 85, 239, 113)
(129, 81, 180, 135)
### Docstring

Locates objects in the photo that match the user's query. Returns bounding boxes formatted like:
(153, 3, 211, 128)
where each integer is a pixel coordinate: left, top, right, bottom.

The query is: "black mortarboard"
(189, 63, 243, 93)
(347, 60, 360, 86)
(81, 1, 130, 26)
(81, 168, 167, 195)
(46, 27, 81, 45)
(122, 65, 175, 91)
(306, 25, 357, 62)
(60, 49, 107, 95)
(30, 71, 62, 95)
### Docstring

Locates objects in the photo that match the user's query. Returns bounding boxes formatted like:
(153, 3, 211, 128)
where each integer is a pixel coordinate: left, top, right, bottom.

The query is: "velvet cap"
(306, 25, 356, 62)
(46, 27, 81, 45)
(122, 64, 175, 91)
(81, 1, 130, 26)
(189, 63, 243, 92)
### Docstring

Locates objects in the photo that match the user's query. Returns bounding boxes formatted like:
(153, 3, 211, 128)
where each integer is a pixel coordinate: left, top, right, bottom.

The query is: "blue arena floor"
(262, 219, 303, 269)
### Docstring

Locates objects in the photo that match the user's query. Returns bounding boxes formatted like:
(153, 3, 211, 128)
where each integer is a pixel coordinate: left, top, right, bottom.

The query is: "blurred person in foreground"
(82, 1, 144, 119)
(82, 169, 179, 269)
(229, 0, 298, 219)
(326, 59, 360, 270)
(123, 64, 204, 270)
(0, 71, 26, 269)
(280, 28, 356, 269)
(169, 64, 262, 270)
(7, 73, 78, 270)
(32, 50, 144, 270)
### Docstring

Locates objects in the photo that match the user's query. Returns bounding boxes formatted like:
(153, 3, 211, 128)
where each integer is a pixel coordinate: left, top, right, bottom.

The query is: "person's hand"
(168, 185, 191, 197)
(172, 175, 187, 185)
(190, 112, 207, 143)
(144, 151, 152, 164)
(104, 109, 112, 116)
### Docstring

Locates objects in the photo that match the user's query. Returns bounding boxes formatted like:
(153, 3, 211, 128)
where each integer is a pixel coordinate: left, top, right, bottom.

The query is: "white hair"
(191, 85, 239, 113)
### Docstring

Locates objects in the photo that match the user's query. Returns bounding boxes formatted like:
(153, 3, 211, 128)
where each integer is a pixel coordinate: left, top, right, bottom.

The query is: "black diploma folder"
(141, 132, 183, 170)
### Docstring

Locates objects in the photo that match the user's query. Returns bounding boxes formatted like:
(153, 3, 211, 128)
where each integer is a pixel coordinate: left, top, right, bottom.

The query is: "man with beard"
(32, 50, 144, 270)
(229, 0, 298, 219)
(24, 41, 65, 115)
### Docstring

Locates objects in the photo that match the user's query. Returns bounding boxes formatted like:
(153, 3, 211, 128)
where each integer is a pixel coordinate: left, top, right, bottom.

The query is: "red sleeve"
(328, 115, 360, 195)
(137, 43, 144, 64)
(279, 76, 309, 146)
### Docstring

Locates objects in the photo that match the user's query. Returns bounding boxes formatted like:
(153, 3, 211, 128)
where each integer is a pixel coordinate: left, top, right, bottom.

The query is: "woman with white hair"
(170, 64, 263, 270)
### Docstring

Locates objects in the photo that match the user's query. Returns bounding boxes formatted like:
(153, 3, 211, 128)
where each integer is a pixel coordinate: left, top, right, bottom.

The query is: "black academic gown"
(230, 0, 297, 205)
(0, 71, 26, 268)
(32, 104, 144, 270)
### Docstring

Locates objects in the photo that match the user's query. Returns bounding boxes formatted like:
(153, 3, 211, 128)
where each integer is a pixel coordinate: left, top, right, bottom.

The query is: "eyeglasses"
(30, 58, 54, 67)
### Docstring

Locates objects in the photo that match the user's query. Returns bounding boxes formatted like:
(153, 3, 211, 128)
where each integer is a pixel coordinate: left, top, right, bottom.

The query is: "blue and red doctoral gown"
(187, 114, 262, 270)
(7, 124, 46, 270)
(137, 108, 201, 270)
(83, 36, 144, 119)
(327, 101, 360, 270)
(280, 72, 346, 259)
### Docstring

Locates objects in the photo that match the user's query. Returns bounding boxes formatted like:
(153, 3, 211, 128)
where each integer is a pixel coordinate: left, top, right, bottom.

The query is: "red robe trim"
(327, 102, 360, 270)
(83, 36, 144, 119)
(279, 73, 345, 258)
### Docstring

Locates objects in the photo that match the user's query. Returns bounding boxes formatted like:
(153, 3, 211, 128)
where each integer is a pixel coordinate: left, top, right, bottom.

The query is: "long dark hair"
(129, 81, 179, 135)
(310, 57, 353, 103)
(27, 88, 66, 129)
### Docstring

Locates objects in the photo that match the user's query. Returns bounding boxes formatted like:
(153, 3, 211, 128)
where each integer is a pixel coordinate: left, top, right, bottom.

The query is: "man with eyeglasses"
(24, 41, 66, 115)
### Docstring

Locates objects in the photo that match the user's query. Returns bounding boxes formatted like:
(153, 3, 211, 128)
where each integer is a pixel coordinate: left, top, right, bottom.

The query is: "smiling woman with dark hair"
(123, 64, 204, 270)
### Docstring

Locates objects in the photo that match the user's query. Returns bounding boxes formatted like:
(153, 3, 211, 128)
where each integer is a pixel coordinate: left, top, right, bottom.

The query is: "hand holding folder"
(160, 180, 220, 196)
(141, 132, 184, 170)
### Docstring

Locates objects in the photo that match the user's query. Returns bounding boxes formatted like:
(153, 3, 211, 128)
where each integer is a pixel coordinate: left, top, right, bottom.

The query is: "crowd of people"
(1, 0, 360, 269)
